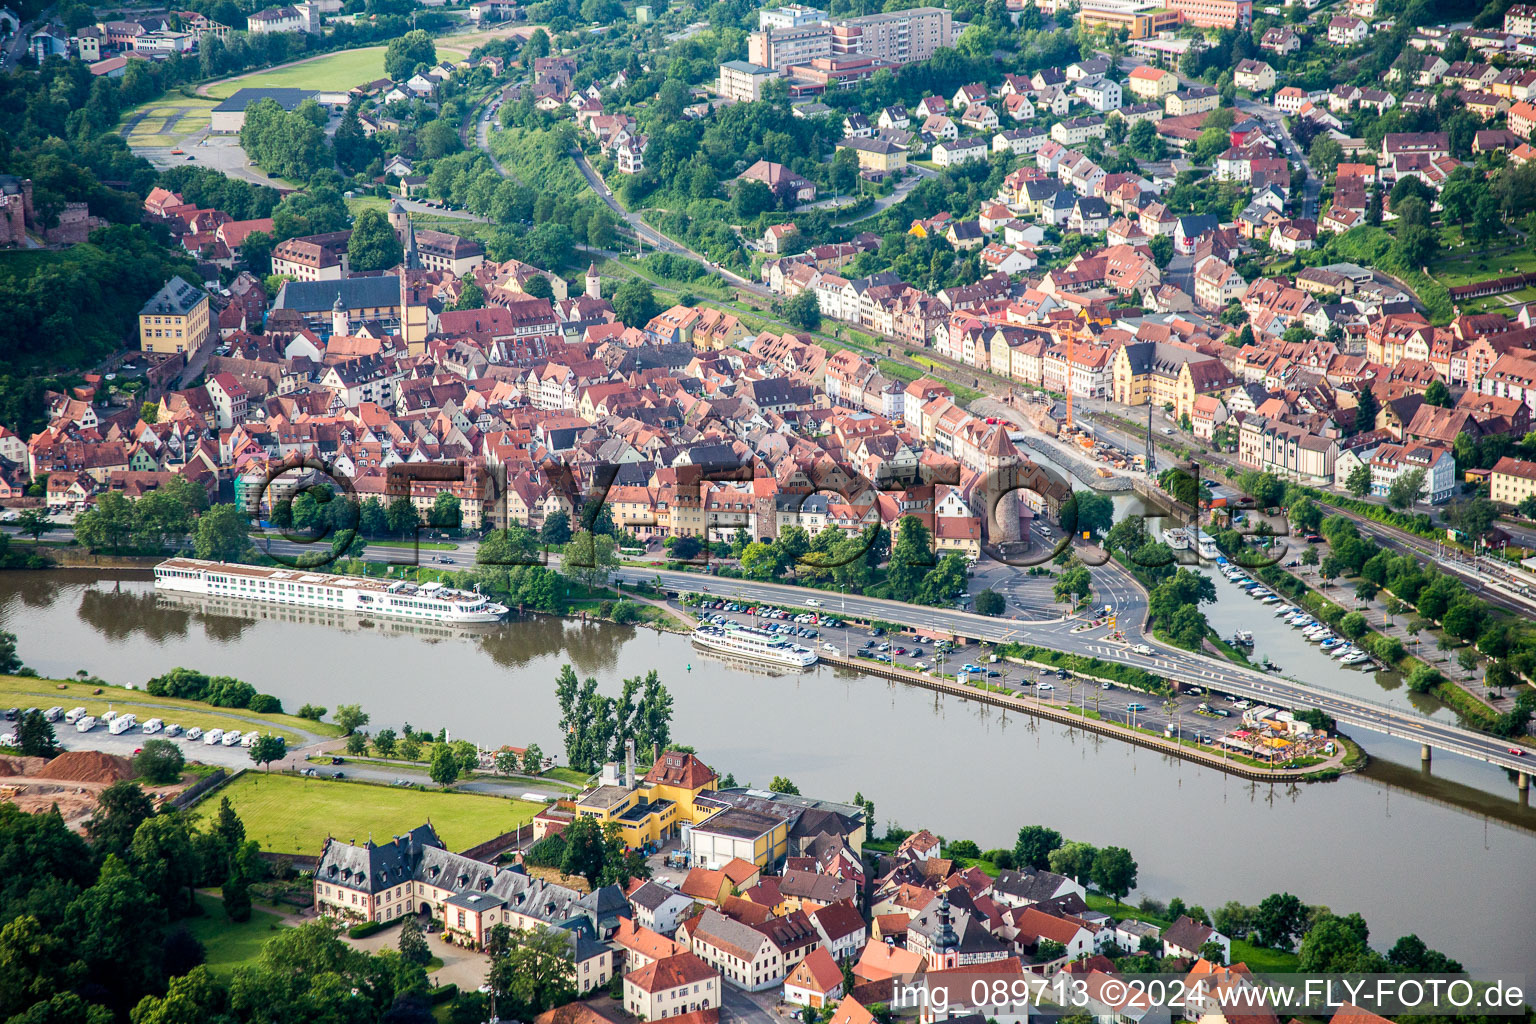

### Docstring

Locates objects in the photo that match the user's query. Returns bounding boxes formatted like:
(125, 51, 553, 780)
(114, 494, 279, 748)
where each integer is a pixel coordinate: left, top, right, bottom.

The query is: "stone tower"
(387, 199, 409, 242)
(585, 262, 601, 300)
(982, 422, 1023, 546)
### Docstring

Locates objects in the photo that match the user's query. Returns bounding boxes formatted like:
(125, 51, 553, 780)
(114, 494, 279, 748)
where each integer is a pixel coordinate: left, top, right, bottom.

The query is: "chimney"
(625, 738, 635, 789)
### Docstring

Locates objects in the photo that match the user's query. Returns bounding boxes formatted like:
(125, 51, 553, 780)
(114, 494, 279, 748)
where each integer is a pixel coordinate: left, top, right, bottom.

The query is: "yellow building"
(1490, 456, 1536, 507)
(1078, 5, 1180, 39)
(138, 276, 211, 355)
(1127, 63, 1180, 99)
(571, 751, 719, 849)
(836, 137, 909, 175)
(1112, 342, 1238, 423)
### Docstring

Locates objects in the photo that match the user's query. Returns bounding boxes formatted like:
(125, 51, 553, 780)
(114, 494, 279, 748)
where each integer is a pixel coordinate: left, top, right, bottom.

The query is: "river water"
(2, 570, 1532, 977)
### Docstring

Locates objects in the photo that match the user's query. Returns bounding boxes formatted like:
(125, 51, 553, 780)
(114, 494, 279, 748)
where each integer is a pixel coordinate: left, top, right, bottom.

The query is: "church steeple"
(933, 892, 959, 968)
(403, 215, 419, 270)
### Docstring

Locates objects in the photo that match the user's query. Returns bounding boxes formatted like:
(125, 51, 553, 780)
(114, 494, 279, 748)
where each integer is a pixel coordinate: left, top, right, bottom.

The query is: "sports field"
(120, 96, 218, 148)
(205, 47, 388, 99)
(196, 771, 544, 853)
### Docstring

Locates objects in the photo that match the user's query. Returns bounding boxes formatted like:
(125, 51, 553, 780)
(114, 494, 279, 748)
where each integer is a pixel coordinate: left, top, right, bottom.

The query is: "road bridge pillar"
(1519, 771, 1530, 792)
(1420, 743, 1432, 763)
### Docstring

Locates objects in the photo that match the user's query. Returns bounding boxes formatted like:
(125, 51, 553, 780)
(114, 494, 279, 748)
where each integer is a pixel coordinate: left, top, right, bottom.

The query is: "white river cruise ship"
(691, 623, 818, 669)
(154, 558, 509, 624)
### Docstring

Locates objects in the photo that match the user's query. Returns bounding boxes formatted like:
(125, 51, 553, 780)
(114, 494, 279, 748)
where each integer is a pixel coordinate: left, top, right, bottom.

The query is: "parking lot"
(681, 595, 1259, 749)
(1, 707, 266, 769)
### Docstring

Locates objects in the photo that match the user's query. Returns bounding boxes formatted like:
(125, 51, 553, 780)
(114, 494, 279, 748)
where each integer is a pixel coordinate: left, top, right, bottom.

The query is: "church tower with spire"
(930, 892, 961, 970)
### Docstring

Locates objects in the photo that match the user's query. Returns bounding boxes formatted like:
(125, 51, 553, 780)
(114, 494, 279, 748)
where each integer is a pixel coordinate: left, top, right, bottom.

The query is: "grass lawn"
(197, 772, 545, 853)
(0, 674, 331, 746)
(540, 766, 592, 787)
(206, 47, 387, 99)
(119, 96, 218, 148)
(184, 891, 286, 976)
(1429, 232, 1536, 287)
(1083, 894, 1302, 970)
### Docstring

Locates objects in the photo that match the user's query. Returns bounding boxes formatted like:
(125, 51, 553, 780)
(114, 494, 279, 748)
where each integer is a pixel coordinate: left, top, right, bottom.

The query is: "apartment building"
(1167, 0, 1251, 27)
(1490, 456, 1536, 506)
(749, 6, 951, 71)
(719, 60, 779, 102)
(138, 275, 211, 356)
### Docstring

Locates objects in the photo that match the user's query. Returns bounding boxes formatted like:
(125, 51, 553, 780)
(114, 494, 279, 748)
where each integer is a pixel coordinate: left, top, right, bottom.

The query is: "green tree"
(522, 743, 543, 774)
(132, 739, 185, 784)
(399, 913, 431, 966)
(1091, 846, 1137, 905)
(486, 924, 576, 1019)
(563, 530, 617, 589)
(430, 744, 460, 785)
(430, 492, 462, 530)
(770, 776, 800, 795)
(345, 732, 368, 756)
(249, 734, 286, 772)
(386, 497, 419, 536)
(374, 728, 398, 758)
(1047, 840, 1098, 883)
(1345, 464, 1371, 498)
(1013, 825, 1063, 870)
(1253, 892, 1305, 949)
(1386, 468, 1426, 509)
(385, 29, 436, 79)
(1147, 234, 1174, 269)
(216, 868, 251, 924)
(14, 508, 52, 542)
(192, 504, 250, 562)
(335, 704, 370, 735)
(540, 510, 572, 545)
(559, 817, 608, 887)
(15, 710, 58, 758)
(974, 589, 1005, 615)
(348, 208, 403, 273)
(887, 515, 936, 601)
(782, 290, 822, 330)
(1053, 565, 1092, 610)
(1298, 913, 1373, 972)
(1352, 387, 1379, 436)
(611, 278, 660, 327)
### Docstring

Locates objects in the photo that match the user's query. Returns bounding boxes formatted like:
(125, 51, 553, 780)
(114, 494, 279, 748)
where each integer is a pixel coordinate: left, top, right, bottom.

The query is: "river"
(2, 570, 1532, 978)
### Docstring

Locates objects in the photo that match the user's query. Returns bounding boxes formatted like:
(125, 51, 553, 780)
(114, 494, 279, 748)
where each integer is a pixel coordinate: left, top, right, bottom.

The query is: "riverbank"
(4, 570, 1532, 975)
(821, 653, 1350, 782)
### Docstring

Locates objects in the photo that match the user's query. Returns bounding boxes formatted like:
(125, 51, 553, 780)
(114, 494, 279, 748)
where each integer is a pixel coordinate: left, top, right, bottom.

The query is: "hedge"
(347, 921, 386, 939)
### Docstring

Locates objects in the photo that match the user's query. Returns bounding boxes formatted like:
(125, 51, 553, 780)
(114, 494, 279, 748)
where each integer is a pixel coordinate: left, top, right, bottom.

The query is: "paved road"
(1235, 98, 1321, 221)
(612, 565, 1535, 778)
(562, 148, 775, 297)
(805, 164, 934, 222)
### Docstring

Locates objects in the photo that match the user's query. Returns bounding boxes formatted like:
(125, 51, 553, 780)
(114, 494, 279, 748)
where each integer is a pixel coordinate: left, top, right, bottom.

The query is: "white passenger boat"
(154, 558, 509, 624)
(691, 624, 818, 668)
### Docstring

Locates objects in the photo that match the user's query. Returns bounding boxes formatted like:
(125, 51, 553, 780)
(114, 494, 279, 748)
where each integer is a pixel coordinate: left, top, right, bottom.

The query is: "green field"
(120, 96, 218, 147)
(205, 47, 388, 99)
(0, 674, 332, 746)
(183, 891, 287, 976)
(196, 772, 545, 853)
